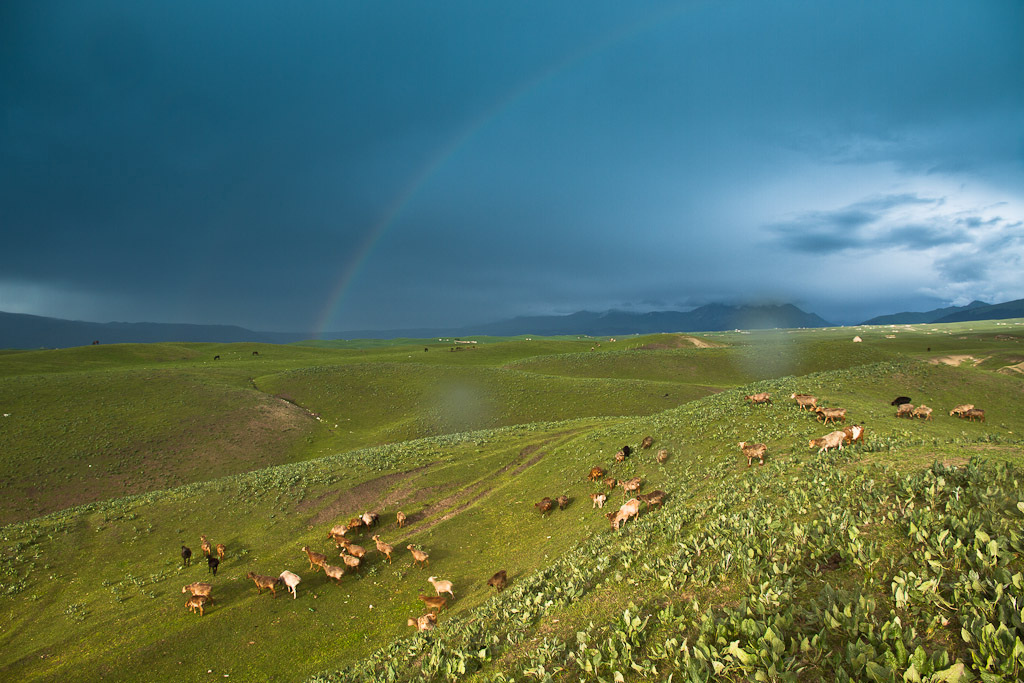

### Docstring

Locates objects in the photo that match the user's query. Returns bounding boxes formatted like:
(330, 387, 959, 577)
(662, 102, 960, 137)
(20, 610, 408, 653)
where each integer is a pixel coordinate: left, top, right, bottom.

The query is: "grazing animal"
(588, 466, 605, 481)
(620, 477, 642, 497)
(186, 594, 209, 616)
(791, 393, 817, 411)
(615, 445, 632, 462)
(842, 424, 865, 445)
(896, 403, 915, 418)
(361, 512, 379, 528)
(246, 572, 279, 597)
(200, 535, 212, 557)
(608, 498, 642, 530)
(535, 497, 554, 516)
(340, 553, 361, 572)
(810, 430, 846, 454)
(418, 594, 447, 614)
(815, 407, 847, 425)
(213, 355, 220, 360)
(640, 436, 654, 449)
(372, 535, 394, 564)
(913, 405, 933, 420)
(427, 576, 454, 598)
(302, 546, 328, 571)
(604, 477, 618, 491)
(408, 545, 429, 569)
(207, 556, 219, 576)
(278, 570, 301, 598)
(487, 569, 508, 592)
(963, 408, 985, 422)
(408, 613, 437, 631)
(396, 511, 407, 528)
(341, 541, 366, 559)
(638, 490, 666, 510)
(556, 495, 570, 510)
(590, 492, 607, 509)
(738, 441, 767, 467)
(745, 392, 772, 405)
(252, 350, 259, 356)
(345, 516, 364, 531)
(322, 565, 344, 585)
(181, 546, 192, 567)
(329, 523, 349, 537)
(215, 543, 225, 560)
(656, 449, 668, 464)
(327, 531, 349, 549)
(949, 404, 975, 417)
(890, 396, 912, 406)
(182, 582, 213, 600)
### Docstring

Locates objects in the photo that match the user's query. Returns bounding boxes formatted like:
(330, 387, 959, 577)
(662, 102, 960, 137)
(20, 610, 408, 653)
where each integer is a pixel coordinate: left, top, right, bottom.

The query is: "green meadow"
(1, 321, 1023, 681)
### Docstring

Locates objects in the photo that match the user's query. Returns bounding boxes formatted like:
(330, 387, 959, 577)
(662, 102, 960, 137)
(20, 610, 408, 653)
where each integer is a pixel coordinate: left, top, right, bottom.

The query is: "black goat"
(890, 396, 911, 406)
(181, 546, 192, 567)
(207, 556, 220, 576)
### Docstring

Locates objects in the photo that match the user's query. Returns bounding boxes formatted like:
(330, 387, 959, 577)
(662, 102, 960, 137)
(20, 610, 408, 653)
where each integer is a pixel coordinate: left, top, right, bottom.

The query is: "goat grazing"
(745, 392, 772, 405)
(891, 396, 912, 406)
(949, 404, 975, 417)
(604, 477, 618, 491)
(656, 449, 668, 464)
(896, 403, 915, 418)
(556, 495, 570, 510)
(278, 570, 301, 598)
(341, 541, 366, 559)
(427, 576, 454, 598)
(588, 466, 605, 481)
(738, 441, 767, 467)
(810, 430, 846, 454)
(361, 512, 379, 528)
(181, 546, 192, 567)
(620, 477, 642, 497)
(791, 393, 817, 411)
(408, 545, 429, 569)
(638, 490, 666, 510)
(487, 569, 508, 592)
(302, 546, 328, 572)
(609, 498, 642, 530)
(207, 556, 219, 576)
(842, 424, 865, 445)
(246, 572, 279, 597)
(963, 408, 985, 422)
(535, 497, 554, 516)
(372, 535, 394, 564)
(815, 407, 847, 425)
(396, 511, 407, 528)
(200, 535, 212, 557)
(418, 594, 447, 614)
(641, 435, 654, 449)
(615, 445, 632, 462)
(186, 594, 208, 616)
(590, 492, 607, 509)
(215, 543, 226, 560)
(913, 405, 933, 420)
(408, 613, 437, 631)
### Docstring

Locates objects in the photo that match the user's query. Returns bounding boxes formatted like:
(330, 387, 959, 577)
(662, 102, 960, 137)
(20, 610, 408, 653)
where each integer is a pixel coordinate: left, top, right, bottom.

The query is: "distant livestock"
(181, 546, 192, 567)
(890, 396, 912, 406)
(588, 466, 605, 481)
(738, 441, 767, 466)
(640, 436, 654, 449)
(962, 408, 985, 422)
(896, 403, 915, 419)
(656, 449, 668, 464)
(842, 424, 865, 445)
(810, 430, 846, 454)
(278, 570, 301, 598)
(535, 497, 554, 516)
(815, 407, 847, 425)
(207, 556, 219, 576)
(590, 493, 607, 509)
(487, 569, 508, 592)
(791, 394, 817, 411)
(745, 392, 772, 405)
(949, 404, 975, 417)
(913, 405, 933, 420)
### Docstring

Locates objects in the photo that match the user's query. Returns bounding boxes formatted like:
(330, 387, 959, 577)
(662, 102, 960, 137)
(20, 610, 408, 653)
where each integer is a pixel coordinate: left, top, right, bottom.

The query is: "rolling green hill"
(2, 323, 1023, 682)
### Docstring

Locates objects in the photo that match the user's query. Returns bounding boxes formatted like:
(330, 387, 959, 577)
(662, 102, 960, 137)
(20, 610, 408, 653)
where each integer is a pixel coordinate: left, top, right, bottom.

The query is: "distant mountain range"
(2, 298, 1022, 349)
(860, 299, 1024, 325)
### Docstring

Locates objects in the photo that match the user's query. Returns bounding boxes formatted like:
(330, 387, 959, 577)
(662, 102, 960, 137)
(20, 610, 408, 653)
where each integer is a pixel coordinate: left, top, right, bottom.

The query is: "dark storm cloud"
(1, 0, 1022, 331)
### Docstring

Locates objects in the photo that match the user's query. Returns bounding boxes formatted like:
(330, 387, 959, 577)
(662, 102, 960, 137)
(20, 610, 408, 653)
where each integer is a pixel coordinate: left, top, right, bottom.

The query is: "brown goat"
(322, 564, 345, 584)
(396, 511, 407, 528)
(246, 572, 279, 597)
(340, 553, 362, 572)
(791, 393, 817, 411)
(895, 403, 915, 418)
(604, 477, 618, 491)
(842, 424, 865, 445)
(620, 477, 642, 497)
(745, 392, 771, 405)
(556, 495, 570, 510)
(418, 594, 447, 614)
(372, 535, 394, 564)
(535, 497, 554, 516)
(913, 405, 933, 420)
(815, 407, 847, 425)
(215, 543, 226, 560)
(641, 435, 654, 449)
(638, 490, 666, 510)
(588, 466, 605, 481)
(738, 441, 767, 467)
(609, 498, 642, 530)
(487, 569, 508, 592)
(408, 545, 429, 569)
(200, 535, 212, 558)
(656, 449, 668, 464)
(408, 613, 437, 631)
(963, 408, 985, 422)
(949, 404, 975, 417)
(186, 594, 209, 616)
(590, 492, 607, 509)
(182, 582, 214, 601)
(301, 546, 328, 571)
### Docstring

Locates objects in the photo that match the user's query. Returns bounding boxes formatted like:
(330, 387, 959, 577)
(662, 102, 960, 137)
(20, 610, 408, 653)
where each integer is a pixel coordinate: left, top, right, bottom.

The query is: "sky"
(2, 0, 1022, 334)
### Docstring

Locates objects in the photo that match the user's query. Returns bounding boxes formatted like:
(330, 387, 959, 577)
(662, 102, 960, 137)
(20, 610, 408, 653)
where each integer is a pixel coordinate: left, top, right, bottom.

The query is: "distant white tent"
(852, 336, 862, 342)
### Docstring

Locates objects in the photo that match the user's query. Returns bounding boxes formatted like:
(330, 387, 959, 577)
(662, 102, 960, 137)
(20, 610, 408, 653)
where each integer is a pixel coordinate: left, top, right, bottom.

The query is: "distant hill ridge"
(861, 300, 991, 325)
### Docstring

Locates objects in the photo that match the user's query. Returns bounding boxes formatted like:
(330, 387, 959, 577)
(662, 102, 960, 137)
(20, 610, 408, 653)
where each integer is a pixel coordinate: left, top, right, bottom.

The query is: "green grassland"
(1, 322, 1023, 682)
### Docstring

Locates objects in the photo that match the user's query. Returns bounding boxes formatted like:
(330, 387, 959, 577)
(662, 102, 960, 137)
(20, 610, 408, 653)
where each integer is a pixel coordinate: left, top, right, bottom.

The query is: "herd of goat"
(177, 388, 985, 629)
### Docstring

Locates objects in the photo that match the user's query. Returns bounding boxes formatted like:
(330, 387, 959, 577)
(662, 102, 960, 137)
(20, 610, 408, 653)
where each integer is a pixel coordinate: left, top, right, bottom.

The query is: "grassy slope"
(1, 323, 1022, 681)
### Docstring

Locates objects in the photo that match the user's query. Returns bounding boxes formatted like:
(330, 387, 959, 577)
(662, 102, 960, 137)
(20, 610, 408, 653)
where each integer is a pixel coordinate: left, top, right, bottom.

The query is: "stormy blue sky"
(2, 1, 1022, 333)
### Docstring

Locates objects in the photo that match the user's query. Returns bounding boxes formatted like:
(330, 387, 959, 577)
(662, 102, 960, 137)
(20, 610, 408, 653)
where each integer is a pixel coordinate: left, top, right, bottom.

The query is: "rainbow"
(313, 4, 694, 337)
